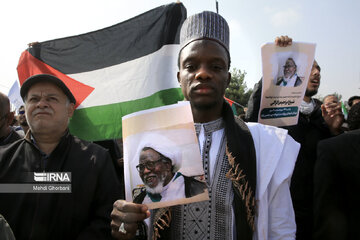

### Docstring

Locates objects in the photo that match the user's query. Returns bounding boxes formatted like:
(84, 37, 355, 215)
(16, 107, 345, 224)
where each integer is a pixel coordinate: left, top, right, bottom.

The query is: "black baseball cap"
(20, 74, 76, 104)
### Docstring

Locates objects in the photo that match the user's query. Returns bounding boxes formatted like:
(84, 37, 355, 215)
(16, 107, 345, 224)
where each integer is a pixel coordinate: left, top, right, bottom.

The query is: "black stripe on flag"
(27, 3, 186, 74)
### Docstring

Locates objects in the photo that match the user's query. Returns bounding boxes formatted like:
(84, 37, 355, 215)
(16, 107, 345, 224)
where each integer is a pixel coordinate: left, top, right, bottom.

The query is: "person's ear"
(67, 103, 75, 118)
(177, 72, 181, 85)
(225, 72, 231, 89)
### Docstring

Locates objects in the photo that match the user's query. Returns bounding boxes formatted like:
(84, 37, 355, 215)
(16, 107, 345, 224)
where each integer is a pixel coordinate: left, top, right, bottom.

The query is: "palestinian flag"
(224, 97, 238, 115)
(17, 2, 187, 141)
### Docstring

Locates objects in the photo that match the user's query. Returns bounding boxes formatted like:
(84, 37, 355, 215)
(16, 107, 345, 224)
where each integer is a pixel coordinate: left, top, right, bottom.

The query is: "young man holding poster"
(111, 12, 299, 240)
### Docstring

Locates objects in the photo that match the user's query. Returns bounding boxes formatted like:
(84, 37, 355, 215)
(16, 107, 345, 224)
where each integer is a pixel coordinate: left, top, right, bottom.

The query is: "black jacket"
(0, 128, 21, 146)
(0, 214, 15, 240)
(0, 131, 122, 240)
(285, 98, 332, 240)
(314, 129, 360, 240)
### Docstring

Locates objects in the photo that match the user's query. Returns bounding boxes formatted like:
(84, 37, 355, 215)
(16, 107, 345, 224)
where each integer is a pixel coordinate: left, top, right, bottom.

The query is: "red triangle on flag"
(17, 50, 94, 108)
(224, 96, 234, 106)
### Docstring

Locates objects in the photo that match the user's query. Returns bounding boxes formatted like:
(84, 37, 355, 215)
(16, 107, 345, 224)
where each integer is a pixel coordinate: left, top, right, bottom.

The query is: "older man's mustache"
(32, 109, 54, 116)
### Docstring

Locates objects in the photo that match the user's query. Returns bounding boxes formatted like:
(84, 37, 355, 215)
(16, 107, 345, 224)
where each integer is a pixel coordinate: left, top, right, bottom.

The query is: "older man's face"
(283, 59, 296, 78)
(25, 82, 74, 136)
(138, 149, 172, 189)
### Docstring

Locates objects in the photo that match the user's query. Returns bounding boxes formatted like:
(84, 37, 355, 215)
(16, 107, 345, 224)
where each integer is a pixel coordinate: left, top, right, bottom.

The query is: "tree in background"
(225, 68, 253, 116)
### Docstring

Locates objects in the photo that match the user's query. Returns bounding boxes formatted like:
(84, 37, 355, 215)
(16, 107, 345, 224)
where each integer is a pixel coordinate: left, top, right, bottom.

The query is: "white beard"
(145, 173, 166, 194)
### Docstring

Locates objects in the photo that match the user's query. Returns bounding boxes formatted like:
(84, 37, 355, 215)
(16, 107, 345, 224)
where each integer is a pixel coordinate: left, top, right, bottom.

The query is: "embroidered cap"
(180, 11, 230, 54)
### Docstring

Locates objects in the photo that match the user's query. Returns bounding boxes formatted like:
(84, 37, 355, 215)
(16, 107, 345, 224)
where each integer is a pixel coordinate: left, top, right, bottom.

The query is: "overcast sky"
(1, 0, 359, 102)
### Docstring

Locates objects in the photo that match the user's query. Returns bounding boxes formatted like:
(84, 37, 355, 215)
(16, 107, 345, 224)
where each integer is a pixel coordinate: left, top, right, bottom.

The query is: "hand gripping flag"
(17, 2, 187, 141)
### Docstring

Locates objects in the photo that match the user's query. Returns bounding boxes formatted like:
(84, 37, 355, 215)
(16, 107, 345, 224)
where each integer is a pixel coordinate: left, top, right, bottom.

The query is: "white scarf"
(299, 99, 315, 115)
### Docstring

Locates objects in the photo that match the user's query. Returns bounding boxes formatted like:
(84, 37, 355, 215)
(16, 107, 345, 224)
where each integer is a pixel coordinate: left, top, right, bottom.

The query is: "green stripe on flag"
(69, 88, 184, 141)
(341, 101, 348, 119)
(230, 104, 237, 115)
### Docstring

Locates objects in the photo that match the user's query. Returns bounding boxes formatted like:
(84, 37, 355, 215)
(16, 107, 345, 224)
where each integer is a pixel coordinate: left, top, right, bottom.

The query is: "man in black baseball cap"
(0, 73, 122, 239)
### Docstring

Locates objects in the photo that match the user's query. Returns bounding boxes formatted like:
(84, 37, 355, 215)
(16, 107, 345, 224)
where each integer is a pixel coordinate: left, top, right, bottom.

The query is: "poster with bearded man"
(122, 101, 208, 209)
(259, 42, 316, 126)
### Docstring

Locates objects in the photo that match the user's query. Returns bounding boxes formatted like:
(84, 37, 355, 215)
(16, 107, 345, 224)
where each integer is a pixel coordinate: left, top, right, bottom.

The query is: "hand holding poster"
(122, 101, 208, 210)
(259, 42, 316, 126)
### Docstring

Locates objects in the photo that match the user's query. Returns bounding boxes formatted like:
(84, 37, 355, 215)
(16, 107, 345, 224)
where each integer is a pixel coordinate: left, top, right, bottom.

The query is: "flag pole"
(215, 0, 219, 13)
(232, 101, 246, 109)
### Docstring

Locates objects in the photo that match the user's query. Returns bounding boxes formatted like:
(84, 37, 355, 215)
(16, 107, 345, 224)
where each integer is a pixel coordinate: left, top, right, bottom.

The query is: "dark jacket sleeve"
(313, 138, 345, 240)
(0, 215, 15, 240)
(245, 79, 262, 122)
(76, 150, 122, 240)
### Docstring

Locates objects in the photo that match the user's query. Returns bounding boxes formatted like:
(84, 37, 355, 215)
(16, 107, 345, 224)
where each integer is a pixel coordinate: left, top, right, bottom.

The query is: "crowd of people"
(0, 10, 359, 240)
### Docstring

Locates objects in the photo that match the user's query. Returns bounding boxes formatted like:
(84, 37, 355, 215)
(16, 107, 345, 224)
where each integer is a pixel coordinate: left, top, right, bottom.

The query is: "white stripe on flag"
(68, 45, 180, 109)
